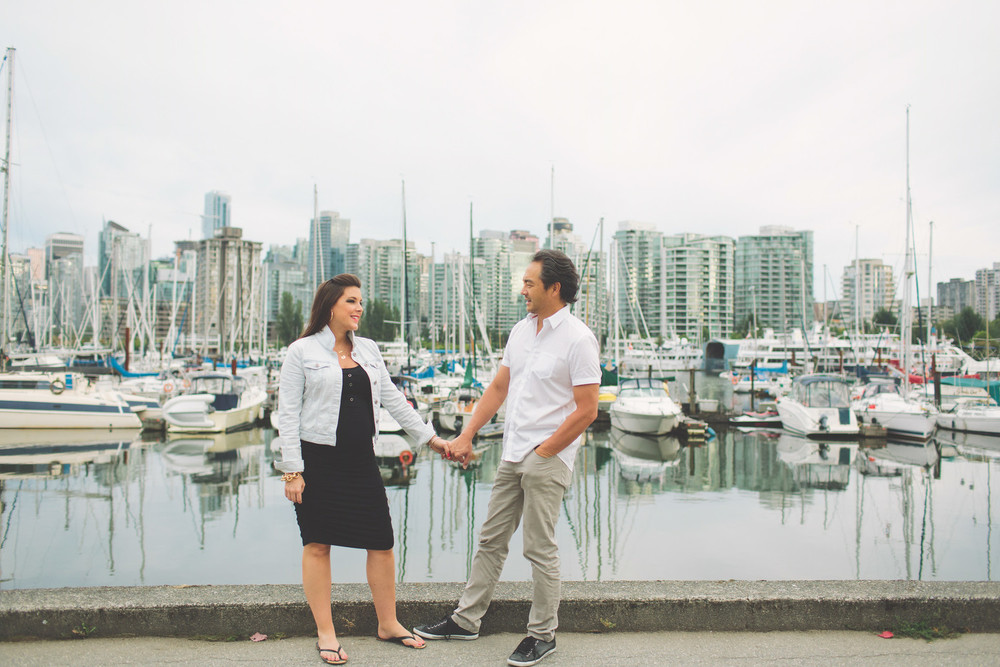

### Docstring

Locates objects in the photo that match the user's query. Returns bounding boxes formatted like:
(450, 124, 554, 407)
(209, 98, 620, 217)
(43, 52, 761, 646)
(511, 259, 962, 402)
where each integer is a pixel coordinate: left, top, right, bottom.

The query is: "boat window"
(191, 377, 232, 394)
(804, 381, 851, 408)
(0, 379, 51, 390)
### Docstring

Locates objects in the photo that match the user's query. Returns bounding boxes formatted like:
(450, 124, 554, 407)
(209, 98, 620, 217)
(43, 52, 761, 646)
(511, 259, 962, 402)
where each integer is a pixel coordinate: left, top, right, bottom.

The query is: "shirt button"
(349, 397, 355, 402)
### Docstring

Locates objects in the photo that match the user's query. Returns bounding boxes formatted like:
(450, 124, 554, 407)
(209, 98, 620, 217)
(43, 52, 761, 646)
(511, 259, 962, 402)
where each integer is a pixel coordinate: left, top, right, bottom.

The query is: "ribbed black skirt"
(294, 366, 393, 550)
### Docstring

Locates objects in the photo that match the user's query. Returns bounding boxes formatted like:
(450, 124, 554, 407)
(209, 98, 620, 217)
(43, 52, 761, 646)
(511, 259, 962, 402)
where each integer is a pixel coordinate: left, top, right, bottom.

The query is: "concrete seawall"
(3, 581, 999, 641)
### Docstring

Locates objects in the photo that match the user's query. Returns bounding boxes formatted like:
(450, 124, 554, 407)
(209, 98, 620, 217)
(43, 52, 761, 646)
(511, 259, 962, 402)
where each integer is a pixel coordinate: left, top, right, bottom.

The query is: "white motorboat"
(609, 378, 683, 436)
(0, 372, 141, 430)
(936, 397, 1000, 436)
(853, 379, 937, 440)
(776, 374, 859, 439)
(162, 372, 266, 433)
(379, 376, 432, 433)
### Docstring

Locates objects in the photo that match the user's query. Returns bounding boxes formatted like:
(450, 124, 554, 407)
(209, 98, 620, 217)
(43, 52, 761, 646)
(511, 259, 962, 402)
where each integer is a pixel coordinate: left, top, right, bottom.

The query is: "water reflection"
(3, 422, 1000, 588)
(609, 428, 681, 491)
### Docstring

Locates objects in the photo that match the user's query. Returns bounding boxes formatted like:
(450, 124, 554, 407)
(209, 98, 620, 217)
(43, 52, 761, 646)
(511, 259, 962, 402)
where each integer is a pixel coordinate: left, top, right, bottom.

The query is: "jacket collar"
(315, 326, 355, 349)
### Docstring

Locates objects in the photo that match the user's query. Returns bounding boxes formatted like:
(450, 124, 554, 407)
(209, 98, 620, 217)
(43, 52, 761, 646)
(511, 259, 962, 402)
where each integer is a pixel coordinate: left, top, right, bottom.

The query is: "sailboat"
(854, 108, 937, 441)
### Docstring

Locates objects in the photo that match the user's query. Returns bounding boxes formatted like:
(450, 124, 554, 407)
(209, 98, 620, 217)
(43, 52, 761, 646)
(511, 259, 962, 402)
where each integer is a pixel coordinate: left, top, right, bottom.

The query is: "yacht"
(162, 371, 266, 433)
(609, 378, 683, 436)
(776, 374, 859, 439)
(936, 397, 1000, 436)
(853, 379, 937, 440)
(0, 372, 141, 429)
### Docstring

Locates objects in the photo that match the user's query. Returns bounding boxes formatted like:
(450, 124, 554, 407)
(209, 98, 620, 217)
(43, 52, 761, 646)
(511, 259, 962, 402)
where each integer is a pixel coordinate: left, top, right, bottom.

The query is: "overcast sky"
(2, 0, 998, 300)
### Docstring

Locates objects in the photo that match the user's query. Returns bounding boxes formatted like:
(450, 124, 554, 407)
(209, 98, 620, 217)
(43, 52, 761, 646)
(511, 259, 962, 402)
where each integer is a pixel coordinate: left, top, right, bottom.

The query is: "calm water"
(2, 375, 999, 589)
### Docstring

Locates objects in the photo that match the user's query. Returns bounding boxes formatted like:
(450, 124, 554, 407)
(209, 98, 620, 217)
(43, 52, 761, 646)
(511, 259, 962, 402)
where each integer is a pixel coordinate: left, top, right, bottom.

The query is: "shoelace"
(514, 637, 538, 655)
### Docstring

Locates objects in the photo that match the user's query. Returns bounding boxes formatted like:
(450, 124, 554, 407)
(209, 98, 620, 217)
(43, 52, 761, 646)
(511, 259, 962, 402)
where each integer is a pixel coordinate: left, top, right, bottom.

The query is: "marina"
(2, 370, 999, 590)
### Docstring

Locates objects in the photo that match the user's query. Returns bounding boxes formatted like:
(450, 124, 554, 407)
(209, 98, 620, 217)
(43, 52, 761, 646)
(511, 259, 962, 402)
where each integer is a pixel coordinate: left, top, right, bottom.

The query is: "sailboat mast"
(1, 47, 15, 366)
(549, 165, 554, 249)
(312, 185, 323, 287)
(927, 220, 933, 347)
(901, 106, 914, 393)
(469, 201, 475, 368)
(401, 179, 409, 368)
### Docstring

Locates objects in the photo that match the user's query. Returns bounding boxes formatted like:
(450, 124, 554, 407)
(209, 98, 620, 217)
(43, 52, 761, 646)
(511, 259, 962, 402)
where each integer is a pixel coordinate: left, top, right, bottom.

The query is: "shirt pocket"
(533, 351, 560, 380)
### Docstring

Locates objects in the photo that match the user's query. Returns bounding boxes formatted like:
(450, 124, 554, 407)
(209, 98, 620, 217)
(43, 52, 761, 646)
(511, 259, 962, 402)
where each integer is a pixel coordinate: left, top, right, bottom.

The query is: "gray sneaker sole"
(507, 646, 556, 666)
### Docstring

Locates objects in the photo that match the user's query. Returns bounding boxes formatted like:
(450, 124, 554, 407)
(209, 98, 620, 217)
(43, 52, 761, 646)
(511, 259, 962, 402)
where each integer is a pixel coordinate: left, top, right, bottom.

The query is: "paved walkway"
(3, 631, 1000, 666)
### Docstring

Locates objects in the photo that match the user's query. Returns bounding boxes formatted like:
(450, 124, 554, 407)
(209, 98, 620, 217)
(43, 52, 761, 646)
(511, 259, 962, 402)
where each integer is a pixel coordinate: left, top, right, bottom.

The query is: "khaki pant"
(452, 451, 573, 641)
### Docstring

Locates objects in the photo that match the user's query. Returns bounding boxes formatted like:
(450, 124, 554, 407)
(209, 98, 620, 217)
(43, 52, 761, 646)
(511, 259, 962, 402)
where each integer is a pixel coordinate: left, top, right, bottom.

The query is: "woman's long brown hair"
(300, 273, 363, 339)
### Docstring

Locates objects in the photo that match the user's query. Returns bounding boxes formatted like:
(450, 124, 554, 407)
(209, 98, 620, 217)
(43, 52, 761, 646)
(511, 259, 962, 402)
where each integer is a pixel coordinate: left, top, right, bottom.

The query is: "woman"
(276, 274, 450, 665)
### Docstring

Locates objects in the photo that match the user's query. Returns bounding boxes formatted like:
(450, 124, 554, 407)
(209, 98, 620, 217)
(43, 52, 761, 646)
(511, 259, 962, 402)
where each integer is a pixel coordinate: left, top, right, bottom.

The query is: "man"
(414, 249, 600, 667)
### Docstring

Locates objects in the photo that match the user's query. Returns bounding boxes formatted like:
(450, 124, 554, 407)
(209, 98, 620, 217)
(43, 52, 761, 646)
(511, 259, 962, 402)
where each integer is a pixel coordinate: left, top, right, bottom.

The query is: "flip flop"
(377, 633, 426, 649)
(316, 642, 348, 665)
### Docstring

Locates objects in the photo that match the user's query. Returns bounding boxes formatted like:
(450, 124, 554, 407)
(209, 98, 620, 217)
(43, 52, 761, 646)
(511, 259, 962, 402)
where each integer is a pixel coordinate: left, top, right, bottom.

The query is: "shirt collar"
(529, 304, 571, 331)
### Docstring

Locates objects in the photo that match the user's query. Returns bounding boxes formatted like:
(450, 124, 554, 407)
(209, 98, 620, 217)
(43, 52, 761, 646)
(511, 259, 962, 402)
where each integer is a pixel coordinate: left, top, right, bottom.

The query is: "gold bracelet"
(281, 472, 301, 482)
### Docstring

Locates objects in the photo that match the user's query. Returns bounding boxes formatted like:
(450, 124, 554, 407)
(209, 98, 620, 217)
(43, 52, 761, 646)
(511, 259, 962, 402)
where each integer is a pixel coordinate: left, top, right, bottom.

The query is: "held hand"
(438, 439, 454, 460)
(429, 436, 451, 460)
(449, 433, 474, 469)
(284, 477, 305, 504)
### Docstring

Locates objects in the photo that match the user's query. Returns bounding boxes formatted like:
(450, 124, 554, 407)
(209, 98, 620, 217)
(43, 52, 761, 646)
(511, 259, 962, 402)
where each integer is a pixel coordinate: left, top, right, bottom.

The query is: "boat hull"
(777, 401, 859, 439)
(0, 396, 141, 429)
(857, 409, 936, 440)
(163, 393, 265, 433)
(609, 406, 679, 436)
(936, 410, 1000, 436)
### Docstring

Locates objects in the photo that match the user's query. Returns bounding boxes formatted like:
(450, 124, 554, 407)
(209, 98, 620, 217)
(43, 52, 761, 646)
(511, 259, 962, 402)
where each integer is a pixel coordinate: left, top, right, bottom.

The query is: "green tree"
(733, 314, 754, 338)
(276, 292, 304, 347)
(942, 307, 984, 350)
(872, 308, 898, 328)
(358, 299, 399, 341)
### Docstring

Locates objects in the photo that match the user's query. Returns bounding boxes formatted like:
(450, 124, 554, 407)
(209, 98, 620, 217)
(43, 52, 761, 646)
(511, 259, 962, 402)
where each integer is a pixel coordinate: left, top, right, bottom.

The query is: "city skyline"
(2, 1, 998, 299)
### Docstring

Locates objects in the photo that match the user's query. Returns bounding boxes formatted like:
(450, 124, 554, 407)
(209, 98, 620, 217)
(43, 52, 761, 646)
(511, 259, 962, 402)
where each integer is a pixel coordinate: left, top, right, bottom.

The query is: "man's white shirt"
(500, 305, 601, 471)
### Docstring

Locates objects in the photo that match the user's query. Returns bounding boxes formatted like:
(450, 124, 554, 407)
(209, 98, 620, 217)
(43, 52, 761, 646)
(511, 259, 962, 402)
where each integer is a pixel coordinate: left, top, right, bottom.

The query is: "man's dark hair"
(531, 248, 579, 304)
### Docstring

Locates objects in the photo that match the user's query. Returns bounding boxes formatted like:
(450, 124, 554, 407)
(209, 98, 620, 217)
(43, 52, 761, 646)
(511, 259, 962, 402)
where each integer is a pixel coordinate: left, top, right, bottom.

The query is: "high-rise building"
(347, 238, 421, 343)
(840, 259, 896, 330)
(203, 191, 232, 239)
(98, 221, 147, 298)
(549, 218, 608, 339)
(662, 233, 734, 340)
(308, 210, 350, 288)
(975, 263, 1000, 321)
(44, 232, 85, 342)
(937, 278, 975, 317)
(263, 241, 312, 342)
(184, 226, 263, 355)
(613, 221, 663, 338)
(45, 232, 84, 271)
(735, 226, 814, 333)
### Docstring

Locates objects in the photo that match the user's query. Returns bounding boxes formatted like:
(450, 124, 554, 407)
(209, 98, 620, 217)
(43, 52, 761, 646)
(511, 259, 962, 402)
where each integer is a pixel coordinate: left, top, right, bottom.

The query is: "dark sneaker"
(413, 616, 479, 641)
(507, 636, 556, 666)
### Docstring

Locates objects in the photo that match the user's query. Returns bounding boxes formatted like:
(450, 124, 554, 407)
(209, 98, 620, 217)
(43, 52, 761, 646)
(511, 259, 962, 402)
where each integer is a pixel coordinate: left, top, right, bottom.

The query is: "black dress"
(294, 365, 394, 550)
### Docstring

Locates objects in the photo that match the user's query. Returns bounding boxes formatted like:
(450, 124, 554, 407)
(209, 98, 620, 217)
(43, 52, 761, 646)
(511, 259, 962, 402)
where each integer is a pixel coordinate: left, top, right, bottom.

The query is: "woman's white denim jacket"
(274, 327, 435, 473)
